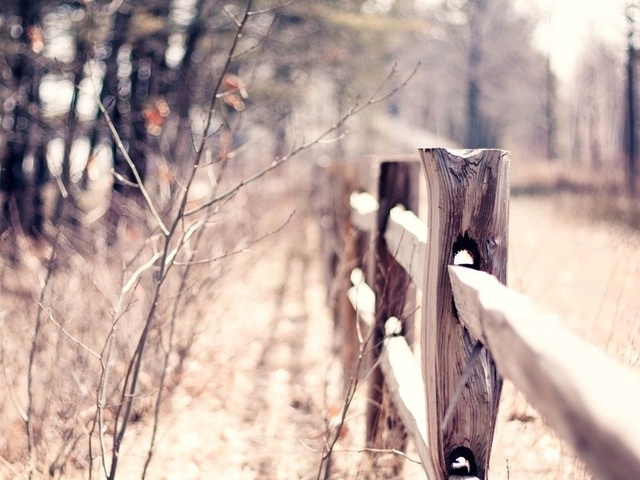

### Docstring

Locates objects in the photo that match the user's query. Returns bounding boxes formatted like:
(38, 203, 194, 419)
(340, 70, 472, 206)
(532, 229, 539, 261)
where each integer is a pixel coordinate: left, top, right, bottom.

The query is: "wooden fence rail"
(323, 148, 640, 480)
(449, 266, 640, 480)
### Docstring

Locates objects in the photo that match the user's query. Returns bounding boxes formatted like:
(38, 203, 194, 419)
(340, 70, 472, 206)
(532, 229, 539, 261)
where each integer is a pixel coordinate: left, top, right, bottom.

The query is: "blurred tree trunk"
(465, 0, 481, 147)
(100, 3, 173, 230)
(0, 0, 46, 236)
(53, 28, 91, 224)
(98, 0, 208, 231)
(108, 10, 137, 201)
(101, 5, 133, 230)
(624, 2, 638, 195)
(465, 0, 494, 148)
(168, 0, 208, 167)
(544, 54, 557, 160)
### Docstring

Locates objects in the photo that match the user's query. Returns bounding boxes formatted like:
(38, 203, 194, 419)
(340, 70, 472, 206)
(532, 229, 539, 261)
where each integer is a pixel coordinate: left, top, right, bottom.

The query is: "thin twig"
(36, 302, 101, 359)
(172, 210, 295, 266)
(89, 276, 139, 479)
(25, 229, 60, 479)
(94, 96, 169, 236)
(317, 311, 380, 480)
(122, 251, 163, 293)
(1, 360, 28, 422)
(302, 441, 421, 465)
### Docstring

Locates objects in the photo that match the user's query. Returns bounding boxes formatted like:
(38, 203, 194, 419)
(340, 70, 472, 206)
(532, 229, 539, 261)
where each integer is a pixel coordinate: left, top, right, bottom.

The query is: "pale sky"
(416, 0, 629, 82)
(521, 0, 627, 81)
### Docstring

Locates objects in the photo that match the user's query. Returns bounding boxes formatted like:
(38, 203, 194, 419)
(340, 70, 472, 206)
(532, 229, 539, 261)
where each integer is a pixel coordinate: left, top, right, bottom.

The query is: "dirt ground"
(111, 193, 353, 479)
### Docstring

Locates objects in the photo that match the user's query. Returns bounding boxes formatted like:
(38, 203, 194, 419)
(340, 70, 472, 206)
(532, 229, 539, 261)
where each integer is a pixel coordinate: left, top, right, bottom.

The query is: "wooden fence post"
(318, 159, 372, 390)
(419, 148, 510, 479)
(365, 159, 420, 476)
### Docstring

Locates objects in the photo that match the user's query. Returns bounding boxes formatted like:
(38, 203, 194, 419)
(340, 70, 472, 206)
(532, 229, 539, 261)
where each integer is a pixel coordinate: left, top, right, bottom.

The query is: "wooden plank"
(420, 148, 510, 478)
(350, 191, 378, 232)
(449, 266, 640, 480)
(383, 205, 426, 283)
(379, 318, 437, 479)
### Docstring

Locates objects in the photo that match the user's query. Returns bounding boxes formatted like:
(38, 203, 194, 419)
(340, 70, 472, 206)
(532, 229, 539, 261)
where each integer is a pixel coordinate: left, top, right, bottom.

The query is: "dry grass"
(0, 219, 208, 477)
(0, 156, 299, 478)
(511, 159, 640, 230)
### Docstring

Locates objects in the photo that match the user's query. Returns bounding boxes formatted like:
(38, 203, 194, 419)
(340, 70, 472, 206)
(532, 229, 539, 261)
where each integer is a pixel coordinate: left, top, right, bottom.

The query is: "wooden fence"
(320, 148, 640, 480)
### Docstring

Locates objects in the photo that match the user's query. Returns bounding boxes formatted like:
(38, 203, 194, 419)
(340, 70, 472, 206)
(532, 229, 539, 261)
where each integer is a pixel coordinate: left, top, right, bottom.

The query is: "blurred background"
(1, 1, 639, 479)
(1, 0, 639, 238)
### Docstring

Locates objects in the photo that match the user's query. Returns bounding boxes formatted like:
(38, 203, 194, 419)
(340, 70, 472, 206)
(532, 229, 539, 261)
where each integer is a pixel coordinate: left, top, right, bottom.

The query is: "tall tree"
(0, 0, 48, 235)
(544, 53, 557, 159)
(624, 1, 639, 195)
(569, 37, 622, 169)
(465, 0, 490, 148)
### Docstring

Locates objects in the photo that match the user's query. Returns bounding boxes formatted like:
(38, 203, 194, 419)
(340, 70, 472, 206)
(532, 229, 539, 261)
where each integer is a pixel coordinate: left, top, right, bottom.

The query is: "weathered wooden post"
(365, 158, 420, 476)
(419, 148, 510, 479)
(319, 158, 373, 390)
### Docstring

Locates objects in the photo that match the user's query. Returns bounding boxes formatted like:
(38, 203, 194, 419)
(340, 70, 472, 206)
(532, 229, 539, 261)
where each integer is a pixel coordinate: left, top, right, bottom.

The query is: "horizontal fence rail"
(449, 266, 640, 480)
(325, 148, 640, 480)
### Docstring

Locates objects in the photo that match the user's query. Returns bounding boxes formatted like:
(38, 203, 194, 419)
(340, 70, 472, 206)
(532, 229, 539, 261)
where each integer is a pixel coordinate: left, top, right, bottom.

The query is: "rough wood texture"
(419, 148, 510, 479)
(449, 266, 640, 480)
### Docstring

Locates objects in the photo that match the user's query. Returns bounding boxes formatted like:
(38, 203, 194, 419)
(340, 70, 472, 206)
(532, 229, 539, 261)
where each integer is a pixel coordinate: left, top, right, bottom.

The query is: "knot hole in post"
(451, 234, 481, 319)
(452, 233, 480, 270)
(447, 446, 478, 477)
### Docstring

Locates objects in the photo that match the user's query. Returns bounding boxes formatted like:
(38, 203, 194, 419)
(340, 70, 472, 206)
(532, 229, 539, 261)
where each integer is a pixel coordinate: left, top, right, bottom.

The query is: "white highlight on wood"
(384, 316, 402, 336)
(347, 268, 375, 327)
(453, 249, 474, 266)
(349, 191, 378, 231)
(384, 205, 427, 282)
(389, 205, 427, 243)
(380, 317, 435, 478)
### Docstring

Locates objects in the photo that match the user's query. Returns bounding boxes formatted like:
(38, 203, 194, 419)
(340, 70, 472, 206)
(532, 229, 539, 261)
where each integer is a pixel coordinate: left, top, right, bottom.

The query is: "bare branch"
(248, 0, 300, 16)
(26, 230, 60, 474)
(1, 362, 28, 422)
(94, 96, 169, 236)
(172, 210, 296, 266)
(316, 313, 381, 479)
(36, 302, 101, 359)
(185, 63, 420, 217)
(112, 3, 255, 479)
(122, 251, 163, 294)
